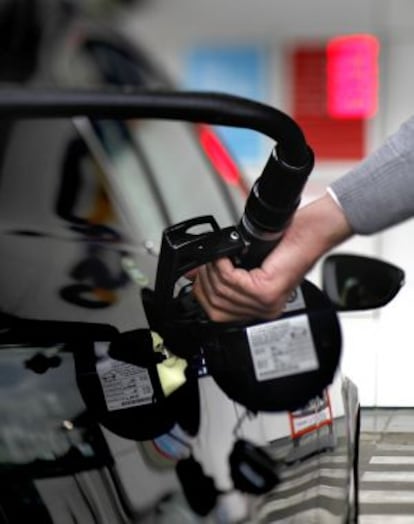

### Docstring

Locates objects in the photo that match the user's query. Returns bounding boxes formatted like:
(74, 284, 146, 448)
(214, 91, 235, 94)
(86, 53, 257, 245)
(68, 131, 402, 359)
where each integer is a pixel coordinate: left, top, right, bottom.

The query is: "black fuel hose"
(0, 86, 314, 266)
(0, 87, 310, 167)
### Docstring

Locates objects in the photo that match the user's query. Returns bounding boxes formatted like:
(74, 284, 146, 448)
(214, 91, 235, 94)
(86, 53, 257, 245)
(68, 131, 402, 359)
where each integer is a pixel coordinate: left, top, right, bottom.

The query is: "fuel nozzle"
(237, 145, 314, 268)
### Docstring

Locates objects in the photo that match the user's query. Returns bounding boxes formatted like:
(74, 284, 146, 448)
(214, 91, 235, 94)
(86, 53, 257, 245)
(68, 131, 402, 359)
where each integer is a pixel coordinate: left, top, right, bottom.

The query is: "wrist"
(263, 191, 353, 280)
(290, 192, 353, 266)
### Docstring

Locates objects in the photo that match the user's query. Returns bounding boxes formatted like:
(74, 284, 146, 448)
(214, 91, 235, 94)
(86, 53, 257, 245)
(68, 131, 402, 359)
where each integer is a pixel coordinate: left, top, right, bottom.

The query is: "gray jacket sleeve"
(329, 115, 414, 234)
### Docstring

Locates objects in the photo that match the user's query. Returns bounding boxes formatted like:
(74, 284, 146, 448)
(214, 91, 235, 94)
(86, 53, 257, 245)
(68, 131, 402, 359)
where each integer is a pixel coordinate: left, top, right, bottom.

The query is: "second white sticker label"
(247, 314, 319, 381)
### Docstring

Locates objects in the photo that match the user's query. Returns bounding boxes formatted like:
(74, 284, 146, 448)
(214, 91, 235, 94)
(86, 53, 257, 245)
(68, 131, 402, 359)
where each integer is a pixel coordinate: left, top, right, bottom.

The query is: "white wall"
(118, 0, 414, 406)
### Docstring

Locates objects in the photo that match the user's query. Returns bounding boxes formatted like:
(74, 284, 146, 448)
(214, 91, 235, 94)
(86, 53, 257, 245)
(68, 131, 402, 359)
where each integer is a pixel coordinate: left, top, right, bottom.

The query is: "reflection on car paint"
(60, 244, 130, 309)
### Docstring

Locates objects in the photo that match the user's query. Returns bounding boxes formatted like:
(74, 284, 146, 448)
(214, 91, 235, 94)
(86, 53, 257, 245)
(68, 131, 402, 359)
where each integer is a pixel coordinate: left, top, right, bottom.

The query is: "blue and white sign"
(185, 45, 268, 165)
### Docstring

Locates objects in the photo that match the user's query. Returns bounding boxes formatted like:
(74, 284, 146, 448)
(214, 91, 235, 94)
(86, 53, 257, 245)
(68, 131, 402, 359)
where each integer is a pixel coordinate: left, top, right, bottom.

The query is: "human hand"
(192, 257, 294, 323)
(192, 192, 353, 323)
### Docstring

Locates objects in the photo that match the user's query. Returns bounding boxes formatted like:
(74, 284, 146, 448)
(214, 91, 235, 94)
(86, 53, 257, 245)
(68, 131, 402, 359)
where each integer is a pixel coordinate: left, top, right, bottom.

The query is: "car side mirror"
(322, 254, 405, 311)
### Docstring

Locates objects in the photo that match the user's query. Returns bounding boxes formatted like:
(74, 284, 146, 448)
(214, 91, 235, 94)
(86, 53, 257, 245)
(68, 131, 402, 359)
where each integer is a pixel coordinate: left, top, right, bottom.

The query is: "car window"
(76, 117, 243, 251)
(129, 119, 243, 227)
(76, 118, 168, 246)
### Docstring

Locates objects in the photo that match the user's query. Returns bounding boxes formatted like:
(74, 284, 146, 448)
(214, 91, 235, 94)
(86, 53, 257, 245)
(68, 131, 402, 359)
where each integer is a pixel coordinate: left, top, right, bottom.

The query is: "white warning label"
(97, 356, 154, 411)
(247, 314, 319, 382)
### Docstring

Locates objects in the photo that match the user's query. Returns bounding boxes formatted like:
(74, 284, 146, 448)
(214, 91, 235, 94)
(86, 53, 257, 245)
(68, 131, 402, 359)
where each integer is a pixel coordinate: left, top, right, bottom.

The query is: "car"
(0, 2, 405, 523)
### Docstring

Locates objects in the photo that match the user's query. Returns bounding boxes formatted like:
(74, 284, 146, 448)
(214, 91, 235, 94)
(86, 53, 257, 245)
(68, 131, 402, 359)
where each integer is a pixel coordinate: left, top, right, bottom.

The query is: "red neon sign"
(327, 34, 379, 119)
